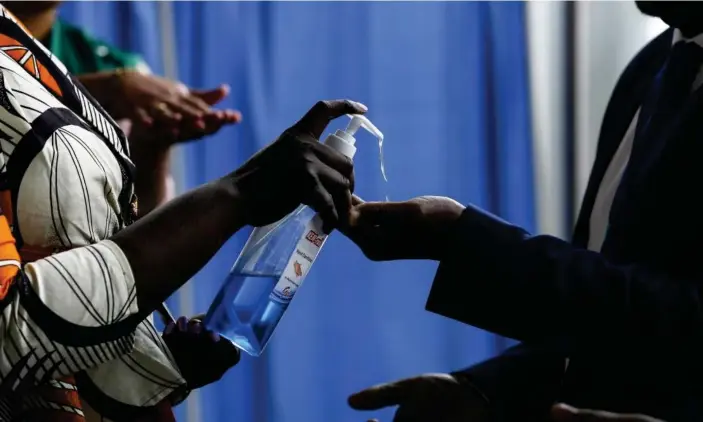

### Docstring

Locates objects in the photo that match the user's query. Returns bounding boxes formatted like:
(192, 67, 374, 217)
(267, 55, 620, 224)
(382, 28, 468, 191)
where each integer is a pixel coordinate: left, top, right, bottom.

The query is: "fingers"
(216, 337, 241, 367)
(290, 138, 354, 233)
(299, 149, 355, 233)
(186, 314, 216, 339)
(222, 109, 242, 124)
(180, 94, 212, 116)
(315, 165, 354, 233)
(352, 201, 413, 227)
(151, 101, 181, 121)
(191, 84, 230, 106)
(304, 182, 338, 234)
(164, 96, 204, 119)
(551, 404, 664, 422)
(348, 379, 413, 411)
(164, 314, 223, 343)
(177, 316, 188, 331)
(187, 318, 203, 334)
(157, 92, 209, 121)
(172, 84, 231, 119)
(293, 99, 368, 139)
(343, 202, 420, 261)
(135, 107, 153, 126)
(310, 141, 355, 191)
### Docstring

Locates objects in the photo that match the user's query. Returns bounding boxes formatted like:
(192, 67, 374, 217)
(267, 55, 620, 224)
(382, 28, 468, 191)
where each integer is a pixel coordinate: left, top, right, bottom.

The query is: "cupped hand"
(341, 195, 465, 261)
(550, 404, 665, 422)
(162, 315, 240, 390)
(110, 71, 237, 122)
(231, 99, 367, 232)
(106, 71, 241, 144)
(348, 373, 489, 422)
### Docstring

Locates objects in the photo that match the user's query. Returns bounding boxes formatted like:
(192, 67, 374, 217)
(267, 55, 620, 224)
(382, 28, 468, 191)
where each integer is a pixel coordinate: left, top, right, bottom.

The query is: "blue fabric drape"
(174, 2, 534, 422)
(59, 2, 534, 421)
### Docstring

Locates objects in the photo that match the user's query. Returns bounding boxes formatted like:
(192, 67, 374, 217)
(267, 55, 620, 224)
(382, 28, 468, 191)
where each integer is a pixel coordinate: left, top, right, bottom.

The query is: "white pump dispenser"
(323, 114, 384, 159)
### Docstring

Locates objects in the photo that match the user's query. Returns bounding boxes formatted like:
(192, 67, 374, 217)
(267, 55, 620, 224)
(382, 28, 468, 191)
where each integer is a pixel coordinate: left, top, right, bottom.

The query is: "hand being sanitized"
(205, 114, 384, 357)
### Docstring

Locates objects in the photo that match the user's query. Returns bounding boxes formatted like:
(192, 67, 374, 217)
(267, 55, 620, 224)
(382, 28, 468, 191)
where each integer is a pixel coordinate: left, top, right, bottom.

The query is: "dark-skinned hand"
(114, 76, 242, 152)
(162, 315, 240, 390)
(348, 373, 489, 422)
(342, 195, 465, 261)
(106, 71, 241, 127)
(231, 99, 367, 232)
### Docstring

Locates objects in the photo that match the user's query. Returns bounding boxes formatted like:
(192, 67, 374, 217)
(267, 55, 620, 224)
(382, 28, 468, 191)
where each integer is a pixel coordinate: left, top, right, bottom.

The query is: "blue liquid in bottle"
(205, 205, 327, 356)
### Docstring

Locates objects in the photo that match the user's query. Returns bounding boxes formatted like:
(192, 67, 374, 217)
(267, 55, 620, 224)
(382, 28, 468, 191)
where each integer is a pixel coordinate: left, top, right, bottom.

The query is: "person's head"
(1, 1, 61, 18)
(636, 1, 703, 38)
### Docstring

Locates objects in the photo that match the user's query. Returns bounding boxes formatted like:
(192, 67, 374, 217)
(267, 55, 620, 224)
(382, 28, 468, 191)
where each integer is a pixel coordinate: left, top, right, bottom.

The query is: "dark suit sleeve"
(426, 205, 703, 357)
(452, 343, 566, 421)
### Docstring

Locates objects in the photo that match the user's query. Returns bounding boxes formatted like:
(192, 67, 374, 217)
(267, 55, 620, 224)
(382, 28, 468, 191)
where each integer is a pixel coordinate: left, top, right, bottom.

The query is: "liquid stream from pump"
(378, 135, 389, 202)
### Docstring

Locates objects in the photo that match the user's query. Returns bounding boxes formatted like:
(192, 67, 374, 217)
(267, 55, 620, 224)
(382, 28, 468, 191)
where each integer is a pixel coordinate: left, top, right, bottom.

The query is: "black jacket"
(426, 28, 703, 422)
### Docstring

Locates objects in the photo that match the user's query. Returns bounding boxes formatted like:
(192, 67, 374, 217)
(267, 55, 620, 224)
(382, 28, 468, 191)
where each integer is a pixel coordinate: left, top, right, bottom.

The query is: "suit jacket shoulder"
(571, 28, 673, 247)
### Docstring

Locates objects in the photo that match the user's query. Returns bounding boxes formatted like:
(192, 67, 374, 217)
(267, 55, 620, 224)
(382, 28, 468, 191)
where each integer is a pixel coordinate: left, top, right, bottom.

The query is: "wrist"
(131, 144, 170, 172)
(218, 175, 248, 233)
(432, 203, 466, 261)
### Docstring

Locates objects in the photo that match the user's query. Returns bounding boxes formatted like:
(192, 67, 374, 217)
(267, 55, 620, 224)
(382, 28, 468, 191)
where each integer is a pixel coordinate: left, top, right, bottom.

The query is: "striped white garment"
(0, 6, 185, 421)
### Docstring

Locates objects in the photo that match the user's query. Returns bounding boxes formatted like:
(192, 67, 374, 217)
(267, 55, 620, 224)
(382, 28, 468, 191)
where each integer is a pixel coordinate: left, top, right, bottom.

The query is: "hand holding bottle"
(162, 315, 240, 389)
(343, 195, 465, 261)
(232, 100, 366, 232)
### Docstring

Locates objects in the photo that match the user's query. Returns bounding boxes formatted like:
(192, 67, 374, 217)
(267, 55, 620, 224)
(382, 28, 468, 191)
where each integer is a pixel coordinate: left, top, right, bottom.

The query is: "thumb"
(348, 378, 415, 411)
(191, 84, 230, 105)
(293, 99, 367, 139)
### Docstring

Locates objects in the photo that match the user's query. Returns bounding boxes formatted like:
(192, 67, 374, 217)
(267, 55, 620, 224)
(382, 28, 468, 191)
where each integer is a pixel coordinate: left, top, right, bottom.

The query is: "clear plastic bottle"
(204, 115, 384, 356)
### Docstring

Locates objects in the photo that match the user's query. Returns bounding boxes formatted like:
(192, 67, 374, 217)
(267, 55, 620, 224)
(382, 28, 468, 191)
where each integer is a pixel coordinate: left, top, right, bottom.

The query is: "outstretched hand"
(347, 373, 489, 422)
(110, 71, 241, 129)
(122, 78, 241, 150)
(342, 195, 465, 261)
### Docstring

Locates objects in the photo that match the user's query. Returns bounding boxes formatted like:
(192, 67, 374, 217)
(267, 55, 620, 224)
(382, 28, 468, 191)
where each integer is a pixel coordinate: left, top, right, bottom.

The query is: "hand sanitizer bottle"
(205, 115, 384, 356)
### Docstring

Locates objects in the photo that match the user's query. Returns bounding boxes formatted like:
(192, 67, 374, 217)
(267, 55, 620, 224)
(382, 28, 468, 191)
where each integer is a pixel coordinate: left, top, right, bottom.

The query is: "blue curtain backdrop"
(60, 2, 534, 422)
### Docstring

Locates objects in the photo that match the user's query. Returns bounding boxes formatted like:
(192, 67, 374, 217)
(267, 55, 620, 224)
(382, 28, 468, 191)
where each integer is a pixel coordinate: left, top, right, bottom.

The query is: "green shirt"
(46, 19, 149, 75)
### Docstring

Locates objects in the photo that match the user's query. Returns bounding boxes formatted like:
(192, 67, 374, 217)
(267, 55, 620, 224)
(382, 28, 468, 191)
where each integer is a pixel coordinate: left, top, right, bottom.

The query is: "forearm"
(427, 205, 703, 357)
(132, 147, 172, 215)
(111, 176, 245, 313)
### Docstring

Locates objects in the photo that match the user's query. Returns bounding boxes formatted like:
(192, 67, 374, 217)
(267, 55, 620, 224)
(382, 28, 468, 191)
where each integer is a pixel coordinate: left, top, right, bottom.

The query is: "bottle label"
(269, 214, 327, 305)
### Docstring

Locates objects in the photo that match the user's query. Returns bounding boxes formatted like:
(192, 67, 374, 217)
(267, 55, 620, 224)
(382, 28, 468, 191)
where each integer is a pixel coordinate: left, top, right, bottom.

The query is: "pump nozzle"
(322, 112, 389, 200)
(345, 114, 384, 142)
(323, 114, 384, 160)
